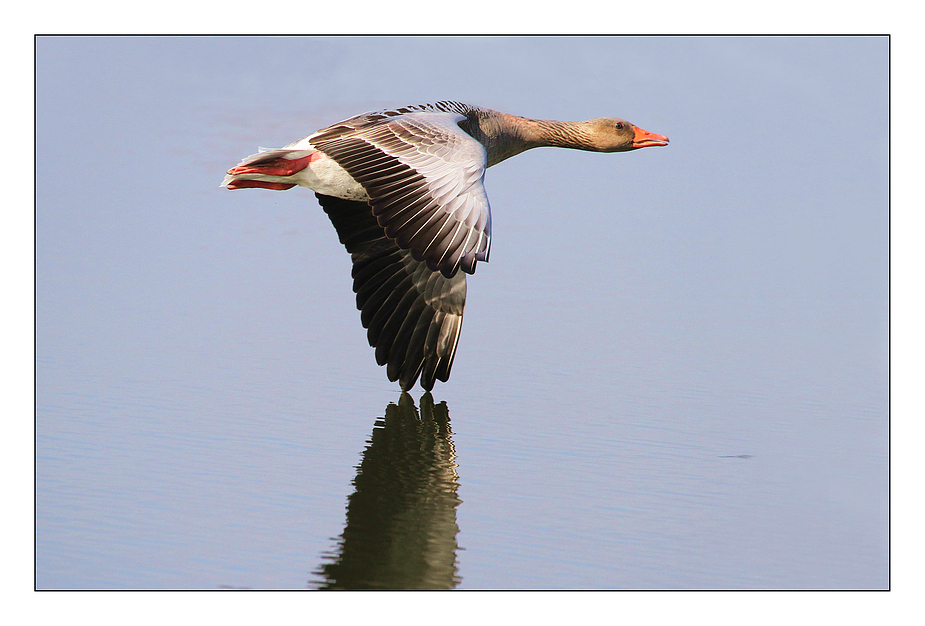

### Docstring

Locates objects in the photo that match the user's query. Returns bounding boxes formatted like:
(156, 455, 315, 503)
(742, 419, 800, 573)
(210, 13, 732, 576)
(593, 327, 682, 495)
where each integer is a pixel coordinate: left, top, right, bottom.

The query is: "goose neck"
(479, 113, 593, 166)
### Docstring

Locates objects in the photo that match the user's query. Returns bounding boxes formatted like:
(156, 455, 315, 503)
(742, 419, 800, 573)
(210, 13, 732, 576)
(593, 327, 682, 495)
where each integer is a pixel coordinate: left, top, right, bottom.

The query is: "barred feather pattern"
(311, 102, 492, 278)
(316, 193, 466, 391)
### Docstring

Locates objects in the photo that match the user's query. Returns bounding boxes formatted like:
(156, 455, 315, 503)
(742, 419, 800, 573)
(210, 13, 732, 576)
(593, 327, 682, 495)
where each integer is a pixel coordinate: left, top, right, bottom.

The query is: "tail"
(222, 148, 320, 190)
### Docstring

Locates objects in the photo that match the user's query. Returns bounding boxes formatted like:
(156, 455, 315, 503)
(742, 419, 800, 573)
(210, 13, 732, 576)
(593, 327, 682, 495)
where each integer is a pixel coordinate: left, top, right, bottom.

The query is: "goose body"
(223, 101, 668, 390)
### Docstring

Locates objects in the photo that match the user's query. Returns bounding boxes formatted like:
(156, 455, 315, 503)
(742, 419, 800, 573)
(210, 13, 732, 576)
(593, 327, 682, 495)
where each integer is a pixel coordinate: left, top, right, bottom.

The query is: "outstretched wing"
(311, 111, 491, 278)
(315, 193, 467, 391)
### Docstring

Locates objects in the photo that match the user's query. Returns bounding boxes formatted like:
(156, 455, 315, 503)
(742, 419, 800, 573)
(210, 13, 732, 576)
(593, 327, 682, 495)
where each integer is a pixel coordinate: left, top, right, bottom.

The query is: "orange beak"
(632, 125, 670, 149)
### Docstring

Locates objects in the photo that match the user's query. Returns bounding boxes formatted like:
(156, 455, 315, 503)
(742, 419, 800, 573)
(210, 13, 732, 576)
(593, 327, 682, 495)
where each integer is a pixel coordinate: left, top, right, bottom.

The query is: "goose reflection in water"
(311, 393, 462, 590)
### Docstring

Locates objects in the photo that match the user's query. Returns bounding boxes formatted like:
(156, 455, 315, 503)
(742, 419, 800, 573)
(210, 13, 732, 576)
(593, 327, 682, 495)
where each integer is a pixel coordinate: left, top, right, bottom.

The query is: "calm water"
(35, 36, 888, 589)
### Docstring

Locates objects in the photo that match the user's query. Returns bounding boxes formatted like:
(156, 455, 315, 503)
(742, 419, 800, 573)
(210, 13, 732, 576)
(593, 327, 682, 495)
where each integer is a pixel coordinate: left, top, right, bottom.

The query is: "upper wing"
(316, 193, 467, 391)
(311, 111, 491, 278)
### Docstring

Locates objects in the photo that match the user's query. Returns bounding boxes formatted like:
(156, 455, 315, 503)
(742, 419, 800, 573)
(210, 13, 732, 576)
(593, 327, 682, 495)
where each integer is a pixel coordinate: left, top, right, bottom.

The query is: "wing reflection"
(311, 393, 462, 590)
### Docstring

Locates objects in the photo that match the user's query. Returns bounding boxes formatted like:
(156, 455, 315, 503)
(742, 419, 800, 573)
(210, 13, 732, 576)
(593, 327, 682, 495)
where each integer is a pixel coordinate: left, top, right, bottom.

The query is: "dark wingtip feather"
(315, 193, 467, 391)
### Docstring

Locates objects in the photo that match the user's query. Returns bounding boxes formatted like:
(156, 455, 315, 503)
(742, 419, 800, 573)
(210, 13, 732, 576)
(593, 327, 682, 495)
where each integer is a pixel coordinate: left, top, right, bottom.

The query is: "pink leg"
(226, 179, 296, 190)
(226, 152, 321, 177)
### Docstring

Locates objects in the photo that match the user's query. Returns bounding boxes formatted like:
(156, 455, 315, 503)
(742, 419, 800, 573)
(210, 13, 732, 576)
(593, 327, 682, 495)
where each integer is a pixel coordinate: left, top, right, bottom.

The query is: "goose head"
(584, 117, 670, 152)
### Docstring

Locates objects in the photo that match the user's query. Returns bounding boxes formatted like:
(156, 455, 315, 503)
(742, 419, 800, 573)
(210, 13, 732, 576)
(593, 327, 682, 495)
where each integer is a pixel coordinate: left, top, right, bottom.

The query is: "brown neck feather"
(476, 113, 594, 166)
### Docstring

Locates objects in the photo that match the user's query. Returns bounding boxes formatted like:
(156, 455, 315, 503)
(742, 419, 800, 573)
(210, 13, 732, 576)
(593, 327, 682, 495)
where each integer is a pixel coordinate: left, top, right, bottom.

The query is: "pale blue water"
(35, 36, 888, 589)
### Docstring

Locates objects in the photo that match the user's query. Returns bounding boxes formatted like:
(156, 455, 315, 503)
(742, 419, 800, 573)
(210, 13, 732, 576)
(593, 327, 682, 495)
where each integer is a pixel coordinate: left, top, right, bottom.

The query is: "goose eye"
(614, 122, 624, 130)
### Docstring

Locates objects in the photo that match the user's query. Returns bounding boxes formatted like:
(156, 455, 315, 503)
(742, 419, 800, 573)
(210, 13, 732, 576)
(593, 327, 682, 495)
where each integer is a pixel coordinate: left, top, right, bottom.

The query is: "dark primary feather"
(315, 193, 467, 391)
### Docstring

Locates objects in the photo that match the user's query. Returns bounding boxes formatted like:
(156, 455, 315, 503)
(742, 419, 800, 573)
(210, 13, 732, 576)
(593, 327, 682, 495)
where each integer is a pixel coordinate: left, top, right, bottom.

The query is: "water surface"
(35, 36, 888, 590)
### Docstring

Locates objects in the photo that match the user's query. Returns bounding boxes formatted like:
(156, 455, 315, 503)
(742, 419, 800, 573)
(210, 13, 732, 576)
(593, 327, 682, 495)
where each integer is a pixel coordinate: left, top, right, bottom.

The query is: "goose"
(222, 101, 668, 391)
